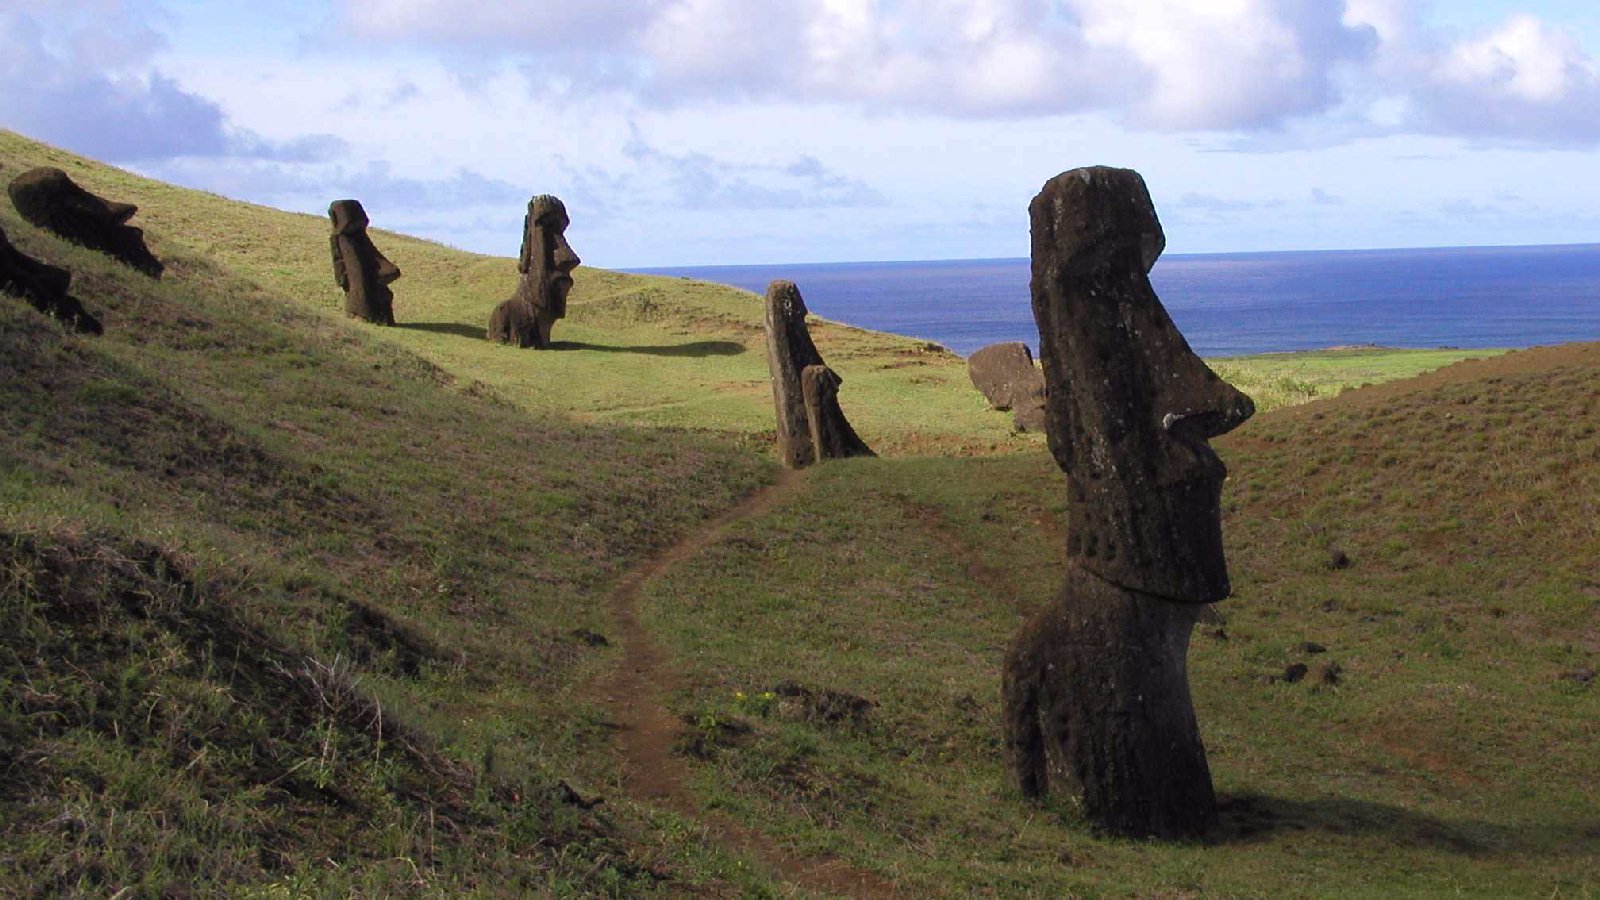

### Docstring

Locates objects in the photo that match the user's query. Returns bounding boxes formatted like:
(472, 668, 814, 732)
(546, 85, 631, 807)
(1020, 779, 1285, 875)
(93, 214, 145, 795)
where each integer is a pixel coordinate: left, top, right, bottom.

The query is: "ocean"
(628, 243, 1600, 357)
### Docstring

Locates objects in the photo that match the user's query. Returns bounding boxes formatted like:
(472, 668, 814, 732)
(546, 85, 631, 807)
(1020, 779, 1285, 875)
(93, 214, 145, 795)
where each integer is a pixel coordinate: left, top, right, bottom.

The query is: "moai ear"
(518, 212, 534, 274)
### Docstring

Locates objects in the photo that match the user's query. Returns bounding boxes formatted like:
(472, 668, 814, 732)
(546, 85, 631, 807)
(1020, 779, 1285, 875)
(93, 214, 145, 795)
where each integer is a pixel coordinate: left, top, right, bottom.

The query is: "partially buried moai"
(7, 167, 163, 278)
(329, 199, 401, 326)
(764, 280, 873, 468)
(1001, 167, 1255, 839)
(0, 224, 102, 335)
(488, 195, 579, 348)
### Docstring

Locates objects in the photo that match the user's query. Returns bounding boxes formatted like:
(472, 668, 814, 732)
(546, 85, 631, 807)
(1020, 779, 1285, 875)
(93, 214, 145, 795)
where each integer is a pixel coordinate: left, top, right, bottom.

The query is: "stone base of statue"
(1002, 570, 1217, 839)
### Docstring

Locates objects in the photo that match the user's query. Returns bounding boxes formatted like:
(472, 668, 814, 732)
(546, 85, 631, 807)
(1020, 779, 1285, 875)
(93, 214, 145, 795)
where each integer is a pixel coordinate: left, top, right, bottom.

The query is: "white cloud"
(0, 2, 341, 163)
(333, 0, 1375, 128)
(326, 1, 1600, 147)
(1416, 14, 1600, 142)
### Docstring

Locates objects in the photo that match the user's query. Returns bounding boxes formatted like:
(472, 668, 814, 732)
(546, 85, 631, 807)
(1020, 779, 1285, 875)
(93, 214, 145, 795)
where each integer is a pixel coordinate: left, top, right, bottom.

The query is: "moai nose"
(1161, 367, 1255, 440)
(553, 238, 580, 272)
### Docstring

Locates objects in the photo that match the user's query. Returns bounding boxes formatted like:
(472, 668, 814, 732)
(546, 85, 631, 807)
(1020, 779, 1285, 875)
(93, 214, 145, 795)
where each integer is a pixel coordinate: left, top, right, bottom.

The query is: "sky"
(5, 1, 1600, 267)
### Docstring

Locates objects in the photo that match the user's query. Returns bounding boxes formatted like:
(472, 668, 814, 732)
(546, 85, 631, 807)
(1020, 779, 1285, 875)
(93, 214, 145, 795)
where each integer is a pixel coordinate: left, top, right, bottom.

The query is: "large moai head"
(7, 167, 163, 279)
(1030, 166, 1254, 603)
(329, 199, 370, 235)
(518, 194, 580, 314)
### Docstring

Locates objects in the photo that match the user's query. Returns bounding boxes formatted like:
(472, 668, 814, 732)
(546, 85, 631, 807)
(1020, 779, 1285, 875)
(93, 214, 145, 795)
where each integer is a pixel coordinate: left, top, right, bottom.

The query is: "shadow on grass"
(1215, 793, 1600, 858)
(391, 325, 746, 358)
(395, 321, 484, 339)
(551, 339, 746, 358)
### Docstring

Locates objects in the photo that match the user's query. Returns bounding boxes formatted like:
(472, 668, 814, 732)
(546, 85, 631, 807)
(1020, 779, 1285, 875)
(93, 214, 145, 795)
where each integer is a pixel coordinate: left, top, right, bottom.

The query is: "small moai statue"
(488, 195, 580, 348)
(763, 280, 873, 468)
(967, 341, 1047, 432)
(1001, 167, 1255, 839)
(7, 167, 163, 278)
(0, 224, 102, 334)
(328, 199, 401, 326)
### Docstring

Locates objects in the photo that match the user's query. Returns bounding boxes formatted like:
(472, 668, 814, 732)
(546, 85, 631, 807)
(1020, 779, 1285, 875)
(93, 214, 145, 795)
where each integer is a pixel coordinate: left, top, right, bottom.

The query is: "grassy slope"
(0, 135, 778, 895)
(3, 128, 1589, 896)
(643, 345, 1600, 896)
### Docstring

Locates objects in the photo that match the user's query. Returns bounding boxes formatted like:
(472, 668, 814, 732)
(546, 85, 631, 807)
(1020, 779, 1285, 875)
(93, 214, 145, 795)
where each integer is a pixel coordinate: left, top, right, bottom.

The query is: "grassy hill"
(2, 129, 1594, 897)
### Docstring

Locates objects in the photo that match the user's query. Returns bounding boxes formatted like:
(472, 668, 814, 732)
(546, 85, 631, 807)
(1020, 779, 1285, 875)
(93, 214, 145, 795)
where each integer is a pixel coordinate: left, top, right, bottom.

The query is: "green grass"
(1212, 347, 1507, 413)
(2, 128, 1594, 897)
(640, 353, 1600, 895)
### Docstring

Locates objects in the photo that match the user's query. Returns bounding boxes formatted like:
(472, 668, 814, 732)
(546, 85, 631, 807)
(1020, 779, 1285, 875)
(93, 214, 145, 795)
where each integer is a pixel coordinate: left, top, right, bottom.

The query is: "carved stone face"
(1030, 166, 1254, 603)
(522, 195, 580, 311)
(328, 199, 370, 234)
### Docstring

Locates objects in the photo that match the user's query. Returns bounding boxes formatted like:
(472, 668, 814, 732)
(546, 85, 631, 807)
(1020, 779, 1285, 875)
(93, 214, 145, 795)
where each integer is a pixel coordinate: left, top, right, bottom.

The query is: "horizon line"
(612, 239, 1600, 273)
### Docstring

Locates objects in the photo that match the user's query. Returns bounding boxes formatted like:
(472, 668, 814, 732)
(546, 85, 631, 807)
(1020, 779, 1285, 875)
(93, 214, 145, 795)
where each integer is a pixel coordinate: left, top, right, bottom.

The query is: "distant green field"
(1212, 346, 1507, 412)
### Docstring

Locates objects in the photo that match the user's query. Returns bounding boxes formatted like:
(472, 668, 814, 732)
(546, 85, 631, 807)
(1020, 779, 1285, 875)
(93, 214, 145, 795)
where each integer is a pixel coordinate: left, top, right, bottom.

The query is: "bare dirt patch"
(594, 467, 902, 898)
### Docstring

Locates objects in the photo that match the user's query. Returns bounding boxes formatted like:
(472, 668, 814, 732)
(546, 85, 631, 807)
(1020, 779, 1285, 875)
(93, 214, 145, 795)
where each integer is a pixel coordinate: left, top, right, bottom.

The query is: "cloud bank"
(1, 2, 341, 163)
(339, 0, 1600, 144)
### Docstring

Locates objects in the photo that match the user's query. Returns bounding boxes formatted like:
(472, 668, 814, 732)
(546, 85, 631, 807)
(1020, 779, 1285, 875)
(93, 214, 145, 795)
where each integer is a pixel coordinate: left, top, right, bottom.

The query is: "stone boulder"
(7, 168, 162, 278)
(0, 224, 101, 334)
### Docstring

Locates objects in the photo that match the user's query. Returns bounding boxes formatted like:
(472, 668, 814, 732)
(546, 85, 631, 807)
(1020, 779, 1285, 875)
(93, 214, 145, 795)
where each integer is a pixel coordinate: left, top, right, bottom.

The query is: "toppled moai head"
(7, 167, 163, 278)
(518, 194, 580, 314)
(1030, 166, 1254, 603)
(328, 199, 370, 234)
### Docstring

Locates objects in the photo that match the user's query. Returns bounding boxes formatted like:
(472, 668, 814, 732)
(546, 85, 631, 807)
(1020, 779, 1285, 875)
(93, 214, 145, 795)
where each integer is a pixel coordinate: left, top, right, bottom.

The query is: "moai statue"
(967, 341, 1047, 432)
(328, 199, 401, 326)
(0, 224, 102, 334)
(763, 280, 873, 468)
(488, 195, 580, 348)
(1002, 167, 1255, 839)
(7, 167, 163, 278)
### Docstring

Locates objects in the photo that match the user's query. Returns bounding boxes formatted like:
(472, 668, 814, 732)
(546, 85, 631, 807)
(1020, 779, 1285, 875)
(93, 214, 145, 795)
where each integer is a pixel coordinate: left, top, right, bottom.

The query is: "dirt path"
(594, 468, 902, 899)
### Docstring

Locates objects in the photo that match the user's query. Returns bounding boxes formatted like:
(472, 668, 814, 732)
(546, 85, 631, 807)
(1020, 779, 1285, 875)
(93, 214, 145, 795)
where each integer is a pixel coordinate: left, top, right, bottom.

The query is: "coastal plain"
(1, 129, 1595, 897)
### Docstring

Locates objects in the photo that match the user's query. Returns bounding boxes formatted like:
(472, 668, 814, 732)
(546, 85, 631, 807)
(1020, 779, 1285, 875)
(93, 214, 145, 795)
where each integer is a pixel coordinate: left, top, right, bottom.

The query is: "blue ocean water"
(629, 244, 1600, 357)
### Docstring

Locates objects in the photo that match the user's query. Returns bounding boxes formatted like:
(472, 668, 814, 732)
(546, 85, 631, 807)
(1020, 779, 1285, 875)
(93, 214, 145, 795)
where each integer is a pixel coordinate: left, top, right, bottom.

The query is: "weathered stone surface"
(329, 199, 401, 325)
(801, 364, 874, 463)
(1002, 166, 1255, 840)
(763, 280, 872, 467)
(489, 195, 579, 348)
(1029, 166, 1253, 604)
(1004, 575, 1215, 836)
(0, 224, 101, 334)
(7, 167, 162, 278)
(967, 342, 1041, 411)
(1011, 382, 1048, 433)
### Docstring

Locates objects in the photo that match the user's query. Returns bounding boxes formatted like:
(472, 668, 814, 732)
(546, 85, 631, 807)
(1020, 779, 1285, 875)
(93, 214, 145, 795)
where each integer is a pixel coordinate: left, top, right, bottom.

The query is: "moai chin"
(763, 280, 873, 468)
(488, 195, 580, 348)
(328, 199, 401, 326)
(1002, 166, 1255, 839)
(7, 167, 163, 279)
